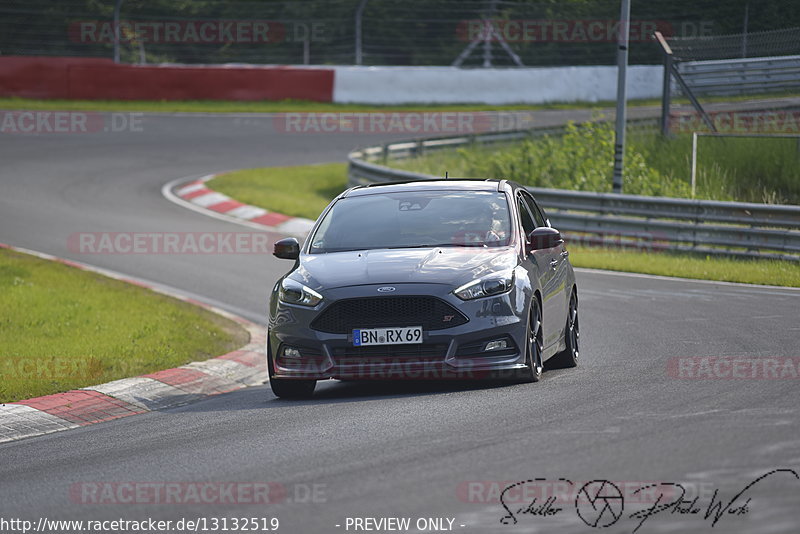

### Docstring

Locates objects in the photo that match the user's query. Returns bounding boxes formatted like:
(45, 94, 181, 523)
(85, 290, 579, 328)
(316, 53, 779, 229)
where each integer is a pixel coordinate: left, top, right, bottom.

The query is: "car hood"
(291, 247, 519, 291)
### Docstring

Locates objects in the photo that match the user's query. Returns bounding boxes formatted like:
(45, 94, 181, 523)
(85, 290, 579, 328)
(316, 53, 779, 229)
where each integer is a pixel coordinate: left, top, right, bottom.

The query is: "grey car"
(267, 179, 579, 398)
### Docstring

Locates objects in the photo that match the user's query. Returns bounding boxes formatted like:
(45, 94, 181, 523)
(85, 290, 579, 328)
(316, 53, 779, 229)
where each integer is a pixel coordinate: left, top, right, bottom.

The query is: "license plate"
(353, 326, 423, 346)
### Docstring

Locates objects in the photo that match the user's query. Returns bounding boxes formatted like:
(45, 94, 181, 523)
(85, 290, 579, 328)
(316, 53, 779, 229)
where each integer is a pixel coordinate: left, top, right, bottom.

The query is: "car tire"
(270, 378, 316, 399)
(551, 289, 579, 369)
(518, 297, 543, 383)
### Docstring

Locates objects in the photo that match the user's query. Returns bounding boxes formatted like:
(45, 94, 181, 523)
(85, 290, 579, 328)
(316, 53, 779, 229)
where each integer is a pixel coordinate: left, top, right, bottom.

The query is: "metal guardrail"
(676, 55, 800, 97)
(348, 122, 800, 261)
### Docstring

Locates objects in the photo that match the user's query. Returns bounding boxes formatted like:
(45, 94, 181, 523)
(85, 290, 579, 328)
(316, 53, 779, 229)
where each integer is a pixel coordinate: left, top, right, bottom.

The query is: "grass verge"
(0, 97, 617, 113)
(0, 248, 248, 403)
(1, 93, 794, 114)
(208, 163, 800, 288)
(208, 163, 347, 220)
(568, 245, 800, 287)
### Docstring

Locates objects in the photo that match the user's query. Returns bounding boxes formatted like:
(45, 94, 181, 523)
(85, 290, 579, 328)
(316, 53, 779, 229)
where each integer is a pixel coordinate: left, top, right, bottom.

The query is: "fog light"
(484, 340, 508, 352)
(283, 347, 302, 358)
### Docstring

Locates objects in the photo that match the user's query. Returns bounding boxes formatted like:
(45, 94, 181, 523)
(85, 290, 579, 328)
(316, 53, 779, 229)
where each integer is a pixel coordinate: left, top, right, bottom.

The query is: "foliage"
(396, 120, 800, 204)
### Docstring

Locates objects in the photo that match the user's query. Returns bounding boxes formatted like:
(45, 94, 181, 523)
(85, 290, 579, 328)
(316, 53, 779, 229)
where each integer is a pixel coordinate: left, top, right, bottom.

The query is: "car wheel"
(519, 297, 543, 383)
(270, 378, 316, 399)
(551, 289, 579, 369)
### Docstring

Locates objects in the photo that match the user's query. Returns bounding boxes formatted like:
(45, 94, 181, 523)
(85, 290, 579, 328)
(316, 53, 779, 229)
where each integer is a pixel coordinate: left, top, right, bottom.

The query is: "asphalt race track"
(1, 109, 799, 533)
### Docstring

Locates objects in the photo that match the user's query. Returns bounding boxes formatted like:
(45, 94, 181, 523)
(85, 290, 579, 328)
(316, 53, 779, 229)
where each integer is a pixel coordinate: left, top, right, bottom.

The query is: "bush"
(395, 120, 799, 204)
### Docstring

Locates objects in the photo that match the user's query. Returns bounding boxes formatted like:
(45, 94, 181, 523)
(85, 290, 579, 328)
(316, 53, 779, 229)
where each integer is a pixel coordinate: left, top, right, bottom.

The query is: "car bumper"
(268, 281, 532, 381)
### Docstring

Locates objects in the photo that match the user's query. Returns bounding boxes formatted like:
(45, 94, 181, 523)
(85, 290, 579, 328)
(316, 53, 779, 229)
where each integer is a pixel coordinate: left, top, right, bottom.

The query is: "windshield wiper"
(385, 243, 492, 249)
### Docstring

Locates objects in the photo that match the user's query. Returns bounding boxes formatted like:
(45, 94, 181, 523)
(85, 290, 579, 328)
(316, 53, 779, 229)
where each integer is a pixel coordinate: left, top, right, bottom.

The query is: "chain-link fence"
(1, 0, 799, 67)
(668, 26, 800, 62)
(664, 25, 800, 100)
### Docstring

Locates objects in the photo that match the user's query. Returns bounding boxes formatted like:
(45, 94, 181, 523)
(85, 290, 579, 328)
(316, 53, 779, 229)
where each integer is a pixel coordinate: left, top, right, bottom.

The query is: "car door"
(521, 191, 567, 349)
(516, 192, 561, 350)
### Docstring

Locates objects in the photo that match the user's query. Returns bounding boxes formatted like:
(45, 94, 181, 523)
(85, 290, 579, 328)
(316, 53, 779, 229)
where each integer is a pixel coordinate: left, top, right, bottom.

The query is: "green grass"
(569, 245, 800, 287)
(208, 163, 347, 220)
(1, 92, 794, 114)
(207, 162, 800, 288)
(0, 248, 248, 403)
(0, 97, 614, 113)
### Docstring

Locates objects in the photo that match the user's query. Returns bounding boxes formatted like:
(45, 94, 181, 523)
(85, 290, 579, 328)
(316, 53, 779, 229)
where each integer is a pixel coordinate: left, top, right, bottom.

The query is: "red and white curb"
(0, 243, 267, 445)
(163, 174, 315, 236)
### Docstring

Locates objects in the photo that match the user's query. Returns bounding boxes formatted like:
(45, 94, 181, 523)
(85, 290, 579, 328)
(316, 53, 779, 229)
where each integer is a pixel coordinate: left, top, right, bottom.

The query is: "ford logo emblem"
(377, 286, 396, 293)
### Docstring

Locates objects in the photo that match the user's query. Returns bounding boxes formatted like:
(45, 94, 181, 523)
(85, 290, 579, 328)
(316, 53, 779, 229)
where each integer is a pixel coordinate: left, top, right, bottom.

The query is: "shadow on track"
(169, 378, 529, 413)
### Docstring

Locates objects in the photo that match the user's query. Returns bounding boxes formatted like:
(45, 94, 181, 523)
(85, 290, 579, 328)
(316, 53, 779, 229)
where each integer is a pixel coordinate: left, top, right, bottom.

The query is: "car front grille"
(311, 296, 468, 334)
(332, 343, 448, 361)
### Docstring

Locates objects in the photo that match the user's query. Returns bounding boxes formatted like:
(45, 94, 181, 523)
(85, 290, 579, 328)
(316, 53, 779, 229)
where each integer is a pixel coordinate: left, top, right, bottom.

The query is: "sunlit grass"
(569, 245, 800, 287)
(208, 163, 347, 220)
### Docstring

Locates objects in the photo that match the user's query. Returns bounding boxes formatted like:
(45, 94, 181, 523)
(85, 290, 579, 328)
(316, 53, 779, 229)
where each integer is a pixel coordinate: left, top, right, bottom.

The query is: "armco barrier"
(0, 56, 334, 102)
(676, 55, 800, 97)
(348, 120, 800, 261)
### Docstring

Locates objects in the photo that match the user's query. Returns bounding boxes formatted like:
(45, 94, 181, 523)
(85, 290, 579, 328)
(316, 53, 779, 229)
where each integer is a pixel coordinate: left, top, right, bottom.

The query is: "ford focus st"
(267, 179, 579, 398)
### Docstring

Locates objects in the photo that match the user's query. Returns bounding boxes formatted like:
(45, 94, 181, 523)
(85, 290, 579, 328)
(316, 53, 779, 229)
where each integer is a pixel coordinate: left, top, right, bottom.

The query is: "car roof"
(344, 179, 518, 197)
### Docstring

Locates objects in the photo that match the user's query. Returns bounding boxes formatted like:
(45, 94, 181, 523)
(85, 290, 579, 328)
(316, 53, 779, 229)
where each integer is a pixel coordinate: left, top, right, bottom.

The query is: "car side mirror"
(273, 237, 300, 260)
(527, 227, 564, 252)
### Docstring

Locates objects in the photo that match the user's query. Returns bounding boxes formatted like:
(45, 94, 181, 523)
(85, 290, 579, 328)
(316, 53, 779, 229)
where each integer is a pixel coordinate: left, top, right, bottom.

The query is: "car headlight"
(454, 270, 515, 300)
(279, 279, 323, 307)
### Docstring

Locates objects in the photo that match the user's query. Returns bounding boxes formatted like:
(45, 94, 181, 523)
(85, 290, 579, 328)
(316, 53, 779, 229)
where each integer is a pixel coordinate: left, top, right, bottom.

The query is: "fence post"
(113, 0, 125, 63)
(691, 132, 699, 198)
(612, 0, 631, 193)
(655, 32, 673, 137)
(355, 0, 368, 65)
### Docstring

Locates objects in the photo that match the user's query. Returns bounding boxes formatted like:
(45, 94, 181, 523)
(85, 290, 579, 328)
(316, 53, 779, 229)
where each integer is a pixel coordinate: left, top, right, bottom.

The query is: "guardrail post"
(381, 143, 389, 164)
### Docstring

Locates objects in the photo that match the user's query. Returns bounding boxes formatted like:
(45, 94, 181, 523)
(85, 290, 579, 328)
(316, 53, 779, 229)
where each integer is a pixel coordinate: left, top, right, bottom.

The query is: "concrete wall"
(332, 65, 663, 105)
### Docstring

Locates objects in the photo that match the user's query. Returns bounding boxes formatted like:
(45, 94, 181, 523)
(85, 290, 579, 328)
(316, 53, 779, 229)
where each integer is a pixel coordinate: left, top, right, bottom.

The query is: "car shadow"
(171, 378, 522, 413)
(310, 378, 512, 402)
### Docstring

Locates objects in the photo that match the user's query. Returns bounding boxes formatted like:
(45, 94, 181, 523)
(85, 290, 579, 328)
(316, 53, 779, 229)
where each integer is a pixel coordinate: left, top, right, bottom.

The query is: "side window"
(521, 191, 546, 228)
(517, 196, 536, 237)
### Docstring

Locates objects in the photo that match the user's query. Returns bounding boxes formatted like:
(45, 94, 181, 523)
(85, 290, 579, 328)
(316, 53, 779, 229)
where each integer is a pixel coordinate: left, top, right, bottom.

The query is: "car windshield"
(309, 190, 512, 253)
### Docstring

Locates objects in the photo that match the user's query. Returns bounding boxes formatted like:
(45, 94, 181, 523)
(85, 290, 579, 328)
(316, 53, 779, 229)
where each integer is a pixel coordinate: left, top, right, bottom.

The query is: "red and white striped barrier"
(171, 174, 316, 236)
